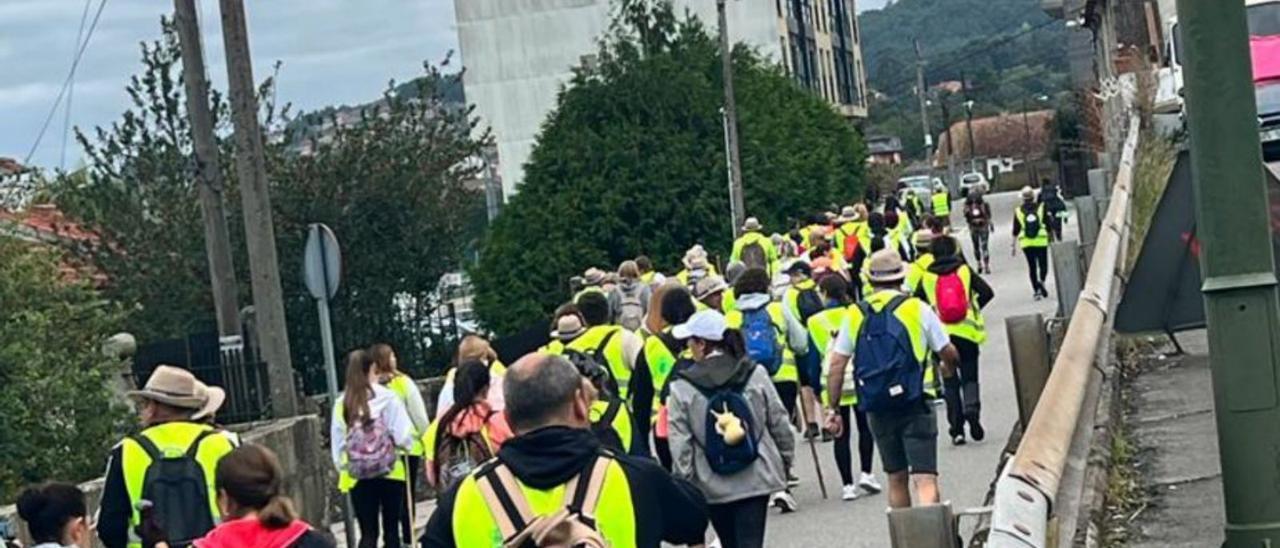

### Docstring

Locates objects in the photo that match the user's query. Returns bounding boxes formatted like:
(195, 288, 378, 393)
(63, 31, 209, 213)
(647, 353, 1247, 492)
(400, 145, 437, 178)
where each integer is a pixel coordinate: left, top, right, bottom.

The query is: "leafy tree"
(47, 20, 489, 387)
(471, 0, 866, 335)
(0, 238, 129, 502)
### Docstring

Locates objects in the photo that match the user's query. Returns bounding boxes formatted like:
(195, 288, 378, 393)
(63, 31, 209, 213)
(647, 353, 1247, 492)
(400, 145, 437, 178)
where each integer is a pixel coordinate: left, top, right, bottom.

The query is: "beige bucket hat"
(866, 248, 908, 284)
(127, 365, 206, 410)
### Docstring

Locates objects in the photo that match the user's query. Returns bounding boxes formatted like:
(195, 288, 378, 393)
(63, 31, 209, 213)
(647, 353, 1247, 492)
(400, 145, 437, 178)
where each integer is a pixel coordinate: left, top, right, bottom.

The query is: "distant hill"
(859, 0, 1071, 160)
(283, 72, 466, 150)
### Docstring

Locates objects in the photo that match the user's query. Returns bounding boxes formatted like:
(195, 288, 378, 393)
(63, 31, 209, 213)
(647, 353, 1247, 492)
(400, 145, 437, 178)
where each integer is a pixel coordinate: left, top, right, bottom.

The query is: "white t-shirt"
(831, 294, 951, 356)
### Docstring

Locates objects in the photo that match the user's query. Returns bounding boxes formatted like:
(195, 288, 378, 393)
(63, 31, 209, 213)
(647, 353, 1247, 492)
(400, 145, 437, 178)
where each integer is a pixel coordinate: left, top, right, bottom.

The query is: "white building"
(455, 0, 869, 197)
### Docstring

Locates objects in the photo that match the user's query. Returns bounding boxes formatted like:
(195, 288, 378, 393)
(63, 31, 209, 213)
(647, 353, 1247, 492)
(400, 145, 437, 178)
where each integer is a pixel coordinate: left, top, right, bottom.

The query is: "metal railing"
(986, 112, 1141, 548)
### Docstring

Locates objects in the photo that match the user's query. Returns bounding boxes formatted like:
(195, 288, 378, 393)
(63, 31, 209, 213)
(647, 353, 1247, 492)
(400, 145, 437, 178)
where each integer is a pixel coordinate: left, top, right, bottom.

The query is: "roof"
(867, 135, 904, 155)
(933, 110, 1056, 166)
(0, 204, 99, 245)
(0, 157, 23, 176)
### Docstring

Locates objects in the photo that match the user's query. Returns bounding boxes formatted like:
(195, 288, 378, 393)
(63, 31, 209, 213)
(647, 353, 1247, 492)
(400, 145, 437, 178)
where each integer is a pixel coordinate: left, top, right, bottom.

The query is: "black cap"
(784, 261, 812, 276)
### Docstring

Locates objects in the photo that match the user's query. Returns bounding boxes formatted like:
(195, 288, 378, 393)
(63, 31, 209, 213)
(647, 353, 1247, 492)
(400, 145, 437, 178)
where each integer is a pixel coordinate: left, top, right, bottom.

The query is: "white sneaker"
(841, 484, 861, 501)
(858, 472, 883, 495)
(770, 491, 799, 513)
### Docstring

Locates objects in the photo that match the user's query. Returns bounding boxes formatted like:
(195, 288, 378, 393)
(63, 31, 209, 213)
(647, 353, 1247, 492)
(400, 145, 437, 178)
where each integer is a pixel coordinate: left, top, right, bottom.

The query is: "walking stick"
(797, 397, 828, 500)
(404, 455, 417, 546)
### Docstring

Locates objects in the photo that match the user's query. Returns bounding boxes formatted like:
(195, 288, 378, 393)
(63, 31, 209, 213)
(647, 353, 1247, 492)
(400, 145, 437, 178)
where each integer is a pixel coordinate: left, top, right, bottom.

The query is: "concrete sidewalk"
(1127, 329, 1224, 547)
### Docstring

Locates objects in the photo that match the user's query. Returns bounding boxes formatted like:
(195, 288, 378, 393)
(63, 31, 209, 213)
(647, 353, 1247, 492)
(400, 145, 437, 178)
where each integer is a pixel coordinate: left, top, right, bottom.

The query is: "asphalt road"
(760, 191, 1066, 547)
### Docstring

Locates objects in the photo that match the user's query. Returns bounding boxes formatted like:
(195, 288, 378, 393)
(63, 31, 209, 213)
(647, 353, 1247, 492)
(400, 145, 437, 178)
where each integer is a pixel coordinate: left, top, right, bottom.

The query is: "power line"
(24, 0, 110, 166)
(875, 16, 1064, 95)
(60, 0, 94, 170)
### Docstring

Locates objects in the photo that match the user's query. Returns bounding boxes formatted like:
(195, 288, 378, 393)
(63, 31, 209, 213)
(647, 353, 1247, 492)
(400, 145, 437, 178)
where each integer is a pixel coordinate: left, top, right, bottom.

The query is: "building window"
(780, 37, 789, 71)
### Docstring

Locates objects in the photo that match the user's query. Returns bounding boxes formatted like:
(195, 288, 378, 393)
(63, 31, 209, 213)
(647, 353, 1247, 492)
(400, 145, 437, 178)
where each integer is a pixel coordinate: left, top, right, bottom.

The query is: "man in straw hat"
(731, 217, 779, 276)
(98, 365, 238, 548)
(822, 249, 961, 509)
(692, 275, 731, 313)
(675, 245, 718, 288)
(904, 229, 937, 294)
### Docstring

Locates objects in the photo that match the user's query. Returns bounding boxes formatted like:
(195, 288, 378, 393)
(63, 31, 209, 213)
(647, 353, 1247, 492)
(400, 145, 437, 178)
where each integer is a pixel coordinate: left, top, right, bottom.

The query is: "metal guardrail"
(986, 113, 1142, 548)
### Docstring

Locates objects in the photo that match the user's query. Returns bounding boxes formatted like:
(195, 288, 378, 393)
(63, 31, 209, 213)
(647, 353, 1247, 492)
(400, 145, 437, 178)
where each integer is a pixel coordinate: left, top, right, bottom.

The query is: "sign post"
(302, 223, 354, 547)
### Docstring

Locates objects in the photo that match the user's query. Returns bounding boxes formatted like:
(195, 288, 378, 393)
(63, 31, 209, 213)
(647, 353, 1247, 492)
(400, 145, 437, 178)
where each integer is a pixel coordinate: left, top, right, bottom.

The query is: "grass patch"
(1126, 134, 1178, 274)
(1100, 422, 1145, 547)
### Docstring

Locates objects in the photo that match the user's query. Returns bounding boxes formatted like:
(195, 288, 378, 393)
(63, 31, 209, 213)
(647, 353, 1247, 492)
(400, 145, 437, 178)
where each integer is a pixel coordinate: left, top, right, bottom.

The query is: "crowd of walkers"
(6, 182, 1083, 548)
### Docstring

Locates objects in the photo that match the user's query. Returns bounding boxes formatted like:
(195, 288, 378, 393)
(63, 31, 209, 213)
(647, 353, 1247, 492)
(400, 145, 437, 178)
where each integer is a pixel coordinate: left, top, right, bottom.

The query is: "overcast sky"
(3, 0, 890, 171)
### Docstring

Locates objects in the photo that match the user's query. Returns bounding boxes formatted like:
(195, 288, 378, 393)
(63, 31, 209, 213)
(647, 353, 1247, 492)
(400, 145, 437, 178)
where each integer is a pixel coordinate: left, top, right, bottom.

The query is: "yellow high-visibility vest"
(841, 291, 939, 399)
(119, 422, 236, 547)
(726, 302, 798, 383)
(807, 307, 856, 406)
(919, 265, 988, 344)
(1015, 203, 1050, 249)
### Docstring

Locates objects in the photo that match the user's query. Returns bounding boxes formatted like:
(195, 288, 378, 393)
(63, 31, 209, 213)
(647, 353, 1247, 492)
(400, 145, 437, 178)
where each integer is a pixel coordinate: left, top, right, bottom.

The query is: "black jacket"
(421, 426, 708, 548)
(915, 253, 995, 310)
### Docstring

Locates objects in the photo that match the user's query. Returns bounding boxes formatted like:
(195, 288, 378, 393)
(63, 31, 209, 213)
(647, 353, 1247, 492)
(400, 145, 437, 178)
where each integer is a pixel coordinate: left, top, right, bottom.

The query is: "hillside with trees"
(860, 0, 1072, 161)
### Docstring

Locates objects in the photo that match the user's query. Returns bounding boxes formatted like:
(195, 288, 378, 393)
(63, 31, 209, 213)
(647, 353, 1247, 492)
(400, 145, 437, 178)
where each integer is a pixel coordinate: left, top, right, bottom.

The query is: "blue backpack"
(853, 295, 925, 413)
(741, 308, 783, 375)
(686, 375, 761, 475)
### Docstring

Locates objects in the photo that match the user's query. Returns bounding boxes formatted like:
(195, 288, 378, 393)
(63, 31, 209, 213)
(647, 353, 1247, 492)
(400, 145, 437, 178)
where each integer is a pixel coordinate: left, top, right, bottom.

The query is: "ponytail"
(342, 349, 375, 425)
(432, 360, 492, 481)
(214, 444, 301, 530)
(257, 495, 299, 529)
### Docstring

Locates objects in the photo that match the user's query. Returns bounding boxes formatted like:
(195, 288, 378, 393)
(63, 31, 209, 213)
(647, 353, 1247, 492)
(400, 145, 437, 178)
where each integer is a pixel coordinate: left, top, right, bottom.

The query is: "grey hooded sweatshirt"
(667, 352, 796, 504)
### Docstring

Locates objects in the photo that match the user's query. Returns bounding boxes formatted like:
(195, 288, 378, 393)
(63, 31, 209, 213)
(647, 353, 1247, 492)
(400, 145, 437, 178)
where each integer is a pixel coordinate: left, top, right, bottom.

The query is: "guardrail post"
(1051, 241, 1084, 318)
(888, 502, 959, 548)
(1074, 196, 1100, 248)
(1006, 314, 1051, 428)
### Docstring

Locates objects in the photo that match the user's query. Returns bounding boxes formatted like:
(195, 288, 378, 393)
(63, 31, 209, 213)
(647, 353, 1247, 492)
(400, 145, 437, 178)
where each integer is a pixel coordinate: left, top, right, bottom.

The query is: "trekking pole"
(404, 455, 417, 545)
(797, 398, 828, 500)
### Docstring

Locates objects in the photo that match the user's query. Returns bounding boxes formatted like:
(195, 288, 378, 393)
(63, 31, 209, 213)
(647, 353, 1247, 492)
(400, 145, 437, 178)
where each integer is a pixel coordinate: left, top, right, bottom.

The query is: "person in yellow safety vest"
(722, 261, 746, 313)
(803, 274, 883, 501)
(642, 285, 698, 471)
(436, 334, 507, 416)
(692, 275, 730, 313)
(732, 217, 781, 276)
(423, 360, 513, 489)
(330, 349, 416, 548)
(675, 246, 719, 287)
(833, 205, 866, 266)
(915, 234, 994, 446)
(931, 182, 952, 226)
(368, 343, 429, 544)
(823, 249, 961, 510)
(905, 230, 937, 294)
(422, 353, 710, 548)
(542, 309, 633, 453)
(574, 267, 611, 313)
(1013, 185, 1051, 299)
(902, 189, 926, 228)
(780, 261, 825, 440)
(98, 366, 238, 548)
(635, 255, 667, 287)
(562, 291, 650, 456)
(727, 267, 806, 511)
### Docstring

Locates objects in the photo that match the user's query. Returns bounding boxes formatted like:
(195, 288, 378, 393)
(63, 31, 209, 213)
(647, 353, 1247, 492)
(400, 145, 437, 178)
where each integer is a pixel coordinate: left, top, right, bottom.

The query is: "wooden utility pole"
(174, 0, 241, 339)
(218, 0, 298, 417)
(914, 39, 933, 163)
(718, 0, 746, 238)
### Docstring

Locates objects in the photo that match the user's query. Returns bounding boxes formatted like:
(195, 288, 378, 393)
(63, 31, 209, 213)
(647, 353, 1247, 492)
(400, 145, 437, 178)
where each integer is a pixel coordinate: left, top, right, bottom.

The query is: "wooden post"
(218, 0, 298, 417)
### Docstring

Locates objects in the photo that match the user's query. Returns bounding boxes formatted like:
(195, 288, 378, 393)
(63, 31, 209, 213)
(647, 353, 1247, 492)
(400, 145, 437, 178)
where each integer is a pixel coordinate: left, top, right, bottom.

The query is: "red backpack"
(840, 226, 860, 262)
(935, 272, 969, 324)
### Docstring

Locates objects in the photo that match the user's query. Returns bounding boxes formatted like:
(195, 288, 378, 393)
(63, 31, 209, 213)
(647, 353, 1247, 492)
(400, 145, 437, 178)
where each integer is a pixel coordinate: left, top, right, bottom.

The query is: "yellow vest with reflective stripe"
(906, 253, 935, 294)
(920, 265, 988, 344)
(675, 264, 719, 287)
(543, 335, 635, 447)
(835, 222, 866, 260)
(334, 401, 408, 492)
(932, 192, 951, 216)
(783, 279, 817, 323)
(1016, 203, 1050, 249)
(120, 422, 235, 546)
(807, 307, 856, 406)
(565, 326, 630, 399)
(726, 302, 798, 383)
(842, 291, 939, 398)
(450, 458, 638, 547)
(387, 374, 425, 457)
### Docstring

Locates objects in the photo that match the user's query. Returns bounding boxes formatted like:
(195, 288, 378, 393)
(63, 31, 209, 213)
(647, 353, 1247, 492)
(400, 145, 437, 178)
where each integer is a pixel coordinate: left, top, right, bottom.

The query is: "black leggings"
(970, 227, 990, 266)
(1023, 246, 1049, 294)
(944, 338, 983, 436)
(772, 381, 799, 425)
(833, 404, 874, 486)
(351, 477, 406, 548)
(708, 495, 770, 548)
(654, 434, 672, 471)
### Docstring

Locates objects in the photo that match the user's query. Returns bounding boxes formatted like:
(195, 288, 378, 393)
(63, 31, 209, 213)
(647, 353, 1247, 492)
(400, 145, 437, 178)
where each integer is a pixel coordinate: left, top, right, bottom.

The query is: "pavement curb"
(1076, 341, 1123, 548)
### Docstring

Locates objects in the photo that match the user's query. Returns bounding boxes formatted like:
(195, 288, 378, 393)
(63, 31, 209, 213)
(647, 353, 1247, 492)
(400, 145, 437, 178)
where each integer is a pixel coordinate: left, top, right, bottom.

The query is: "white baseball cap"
(672, 310, 727, 341)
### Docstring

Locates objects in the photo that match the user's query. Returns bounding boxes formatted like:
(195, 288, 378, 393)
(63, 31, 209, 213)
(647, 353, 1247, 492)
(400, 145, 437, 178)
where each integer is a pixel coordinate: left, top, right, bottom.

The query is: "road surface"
(762, 190, 1066, 547)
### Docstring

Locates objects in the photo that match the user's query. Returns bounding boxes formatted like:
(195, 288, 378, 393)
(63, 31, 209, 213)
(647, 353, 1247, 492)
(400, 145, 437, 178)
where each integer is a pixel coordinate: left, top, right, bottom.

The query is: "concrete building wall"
(455, 0, 853, 196)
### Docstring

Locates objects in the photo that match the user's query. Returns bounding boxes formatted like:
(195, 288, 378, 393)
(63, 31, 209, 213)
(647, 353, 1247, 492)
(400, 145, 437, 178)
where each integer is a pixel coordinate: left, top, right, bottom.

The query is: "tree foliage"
(0, 238, 129, 502)
(471, 1, 866, 335)
(46, 20, 489, 386)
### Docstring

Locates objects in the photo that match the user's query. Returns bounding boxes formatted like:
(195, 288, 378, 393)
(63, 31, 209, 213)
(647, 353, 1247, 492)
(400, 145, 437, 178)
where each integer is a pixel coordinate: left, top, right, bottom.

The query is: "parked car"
(896, 175, 939, 207)
(959, 171, 989, 197)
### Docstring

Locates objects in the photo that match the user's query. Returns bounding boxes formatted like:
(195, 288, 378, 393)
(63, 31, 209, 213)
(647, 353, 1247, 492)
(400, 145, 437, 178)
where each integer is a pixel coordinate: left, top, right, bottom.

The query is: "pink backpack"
(345, 417, 397, 480)
(935, 272, 969, 324)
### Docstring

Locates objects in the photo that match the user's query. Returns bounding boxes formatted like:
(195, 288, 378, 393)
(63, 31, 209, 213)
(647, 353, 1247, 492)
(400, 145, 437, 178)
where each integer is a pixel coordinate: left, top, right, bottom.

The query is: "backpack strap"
(593, 329, 619, 364)
(475, 464, 535, 544)
(593, 397, 624, 432)
(884, 294, 911, 316)
(185, 429, 217, 459)
(129, 433, 163, 461)
(563, 455, 612, 526)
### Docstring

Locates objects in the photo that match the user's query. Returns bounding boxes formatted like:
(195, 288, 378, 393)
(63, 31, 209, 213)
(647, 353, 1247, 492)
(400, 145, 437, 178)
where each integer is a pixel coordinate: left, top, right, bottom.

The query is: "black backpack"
(1022, 204, 1044, 239)
(741, 241, 768, 271)
(795, 286, 824, 324)
(130, 430, 218, 547)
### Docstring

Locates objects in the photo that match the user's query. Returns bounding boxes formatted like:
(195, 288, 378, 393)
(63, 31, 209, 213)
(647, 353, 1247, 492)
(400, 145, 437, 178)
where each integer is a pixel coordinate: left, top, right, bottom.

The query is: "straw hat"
(683, 245, 708, 268)
(127, 365, 206, 410)
(686, 255, 709, 270)
(192, 381, 226, 421)
(742, 217, 763, 232)
(837, 206, 859, 223)
(913, 229, 935, 250)
(582, 268, 608, 286)
(693, 276, 729, 301)
(866, 248, 907, 284)
(1021, 186, 1036, 200)
(550, 314, 588, 341)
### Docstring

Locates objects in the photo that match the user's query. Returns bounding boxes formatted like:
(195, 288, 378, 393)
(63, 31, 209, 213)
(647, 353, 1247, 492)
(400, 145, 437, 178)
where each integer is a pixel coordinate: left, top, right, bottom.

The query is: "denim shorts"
(867, 404, 938, 474)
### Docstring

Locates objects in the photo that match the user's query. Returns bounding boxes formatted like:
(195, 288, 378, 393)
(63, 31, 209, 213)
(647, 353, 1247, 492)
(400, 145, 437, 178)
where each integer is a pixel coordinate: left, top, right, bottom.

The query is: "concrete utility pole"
(1178, 0, 1280, 545)
(941, 95, 957, 185)
(174, 0, 241, 338)
(718, 0, 746, 238)
(914, 39, 933, 163)
(218, 0, 298, 417)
